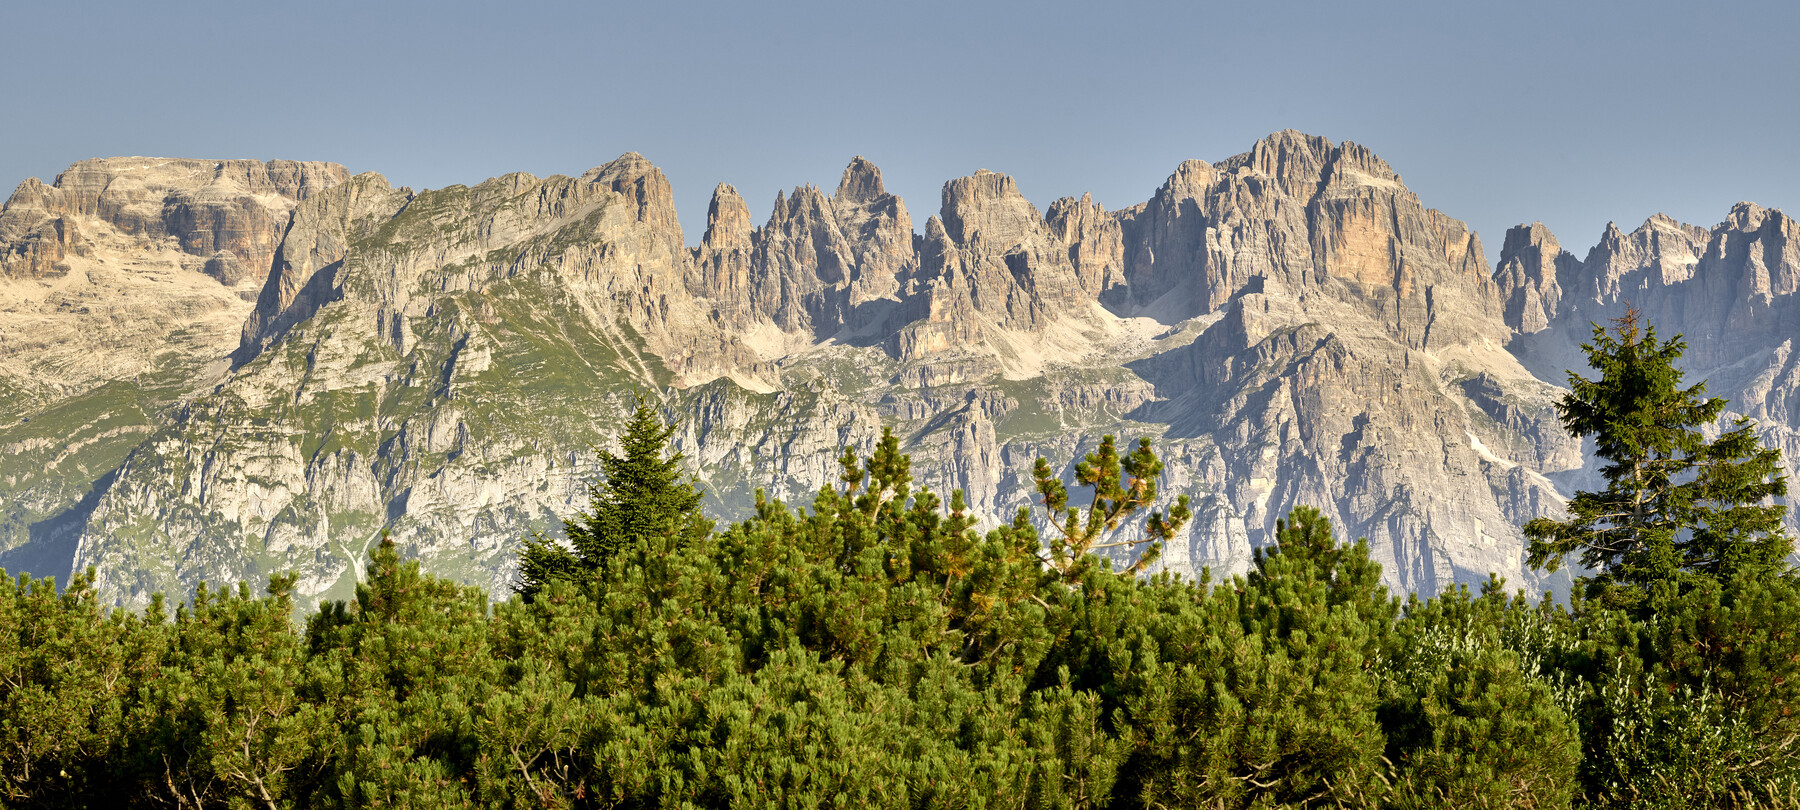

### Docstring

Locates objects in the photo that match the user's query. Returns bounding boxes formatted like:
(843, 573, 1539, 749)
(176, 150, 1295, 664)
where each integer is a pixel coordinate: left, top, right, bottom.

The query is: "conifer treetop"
(1525, 307, 1791, 606)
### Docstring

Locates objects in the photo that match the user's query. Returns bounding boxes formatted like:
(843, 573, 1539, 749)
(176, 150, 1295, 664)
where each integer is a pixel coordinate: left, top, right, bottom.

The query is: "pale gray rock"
(691, 158, 916, 352)
(1046, 193, 1127, 304)
(831, 158, 913, 319)
(2, 158, 347, 286)
(1494, 223, 1575, 334)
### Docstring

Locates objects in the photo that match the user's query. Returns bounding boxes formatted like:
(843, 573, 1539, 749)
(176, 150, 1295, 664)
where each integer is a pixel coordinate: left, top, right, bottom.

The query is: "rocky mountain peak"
(1044, 192, 1126, 299)
(1161, 159, 1216, 201)
(1233, 130, 1335, 195)
(702, 183, 754, 252)
(939, 169, 1039, 247)
(581, 153, 682, 236)
(1323, 141, 1400, 183)
(1704, 203, 1800, 313)
(834, 156, 886, 205)
(0, 157, 354, 421)
(3, 177, 55, 210)
(1580, 213, 1707, 303)
(1725, 201, 1773, 230)
(1495, 221, 1576, 334)
(1045, 192, 1104, 235)
(1120, 133, 1498, 351)
(1503, 221, 1560, 251)
(827, 157, 913, 311)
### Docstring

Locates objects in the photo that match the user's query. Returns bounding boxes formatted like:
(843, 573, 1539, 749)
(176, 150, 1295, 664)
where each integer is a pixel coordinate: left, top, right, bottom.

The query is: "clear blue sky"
(6, 0, 1796, 260)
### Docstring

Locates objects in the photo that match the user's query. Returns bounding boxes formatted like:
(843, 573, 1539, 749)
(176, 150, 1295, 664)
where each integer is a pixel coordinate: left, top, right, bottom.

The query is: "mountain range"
(2, 132, 1794, 607)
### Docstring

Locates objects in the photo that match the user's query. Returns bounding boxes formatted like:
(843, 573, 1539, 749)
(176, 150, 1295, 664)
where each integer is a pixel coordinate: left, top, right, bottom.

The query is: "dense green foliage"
(3, 339, 1797, 806)
(1030, 435, 1190, 581)
(1516, 310, 1800, 807)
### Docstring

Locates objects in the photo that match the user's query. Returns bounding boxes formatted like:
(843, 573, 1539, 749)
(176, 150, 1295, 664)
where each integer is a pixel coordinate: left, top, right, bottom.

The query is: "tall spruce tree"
(516, 399, 713, 599)
(1525, 308, 1791, 606)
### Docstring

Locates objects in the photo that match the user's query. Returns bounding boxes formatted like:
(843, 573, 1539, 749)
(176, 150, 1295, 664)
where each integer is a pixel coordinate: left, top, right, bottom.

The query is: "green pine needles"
(1032, 435, 1192, 580)
(1525, 307, 1792, 607)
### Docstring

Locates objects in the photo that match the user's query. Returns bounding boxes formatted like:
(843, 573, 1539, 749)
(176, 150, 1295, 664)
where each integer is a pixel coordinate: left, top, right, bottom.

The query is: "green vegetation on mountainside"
(53, 171, 688, 603)
(0, 351, 213, 577)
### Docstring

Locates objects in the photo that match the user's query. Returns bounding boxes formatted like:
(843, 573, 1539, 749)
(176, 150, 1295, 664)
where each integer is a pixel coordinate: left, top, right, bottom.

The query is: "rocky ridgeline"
(0, 159, 348, 405)
(1, 133, 1792, 607)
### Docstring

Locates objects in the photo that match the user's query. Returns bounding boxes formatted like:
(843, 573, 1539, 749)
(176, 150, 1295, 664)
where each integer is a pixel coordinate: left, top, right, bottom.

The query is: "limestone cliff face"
(14, 132, 1772, 607)
(886, 169, 1125, 374)
(238, 173, 413, 360)
(1128, 284, 1571, 594)
(1507, 206, 1800, 375)
(0, 157, 347, 405)
(71, 154, 759, 604)
(0, 158, 347, 575)
(1494, 223, 1574, 335)
(1118, 132, 1498, 352)
(832, 158, 914, 318)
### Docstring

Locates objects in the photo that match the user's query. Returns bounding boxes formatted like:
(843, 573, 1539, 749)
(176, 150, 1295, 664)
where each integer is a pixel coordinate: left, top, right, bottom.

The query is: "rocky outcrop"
(1494, 224, 1575, 334)
(1502, 204, 1800, 540)
(0, 158, 348, 573)
(1046, 193, 1127, 305)
(692, 158, 915, 350)
(1126, 281, 1568, 594)
(0, 158, 349, 404)
(832, 158, 914, 323)
(887, 169, 1120, 370)
(238, 173, 413, 360)
(1, 158, 346, 287)
(1581, 214, 1710, 304)
(1114, 133, 1499, 354)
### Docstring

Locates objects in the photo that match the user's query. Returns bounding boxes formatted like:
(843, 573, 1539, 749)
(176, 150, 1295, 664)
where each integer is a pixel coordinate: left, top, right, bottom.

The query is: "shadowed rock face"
(9, 131, 1787, 607)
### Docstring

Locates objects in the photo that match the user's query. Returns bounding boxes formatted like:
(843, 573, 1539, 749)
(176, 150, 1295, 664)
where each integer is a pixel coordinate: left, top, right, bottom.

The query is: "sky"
(5, 0, 1797, 260)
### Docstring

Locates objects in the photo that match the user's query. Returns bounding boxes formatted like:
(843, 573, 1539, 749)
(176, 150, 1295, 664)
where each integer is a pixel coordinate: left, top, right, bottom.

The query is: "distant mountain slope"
(6, 133, 1785, 606)
(0, 160, 346, 579)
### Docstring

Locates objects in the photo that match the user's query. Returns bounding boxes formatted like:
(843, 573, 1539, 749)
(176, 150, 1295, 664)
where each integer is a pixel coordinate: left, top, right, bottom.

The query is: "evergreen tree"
(516, 398, 713, 599)
(1525, 308, 1791, 606)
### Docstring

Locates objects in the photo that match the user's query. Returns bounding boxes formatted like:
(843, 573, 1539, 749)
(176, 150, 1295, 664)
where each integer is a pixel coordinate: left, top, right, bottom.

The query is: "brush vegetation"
(2, 316, 1797, 809)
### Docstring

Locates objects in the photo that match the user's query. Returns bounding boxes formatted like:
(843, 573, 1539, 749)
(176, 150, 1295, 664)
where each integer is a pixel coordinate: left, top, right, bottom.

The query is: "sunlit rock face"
(9, 132, 1789, 607)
